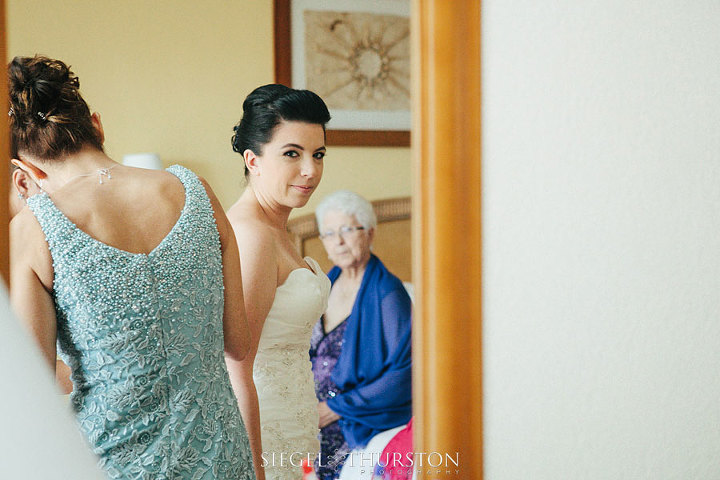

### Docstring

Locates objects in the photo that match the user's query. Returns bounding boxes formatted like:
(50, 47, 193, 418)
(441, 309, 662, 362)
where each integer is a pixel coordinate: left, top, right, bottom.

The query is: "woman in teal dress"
(8, 55, 256, 479)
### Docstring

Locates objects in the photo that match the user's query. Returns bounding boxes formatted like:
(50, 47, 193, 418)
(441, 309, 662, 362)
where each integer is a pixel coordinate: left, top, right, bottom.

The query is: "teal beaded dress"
(27, 165, 255, 480)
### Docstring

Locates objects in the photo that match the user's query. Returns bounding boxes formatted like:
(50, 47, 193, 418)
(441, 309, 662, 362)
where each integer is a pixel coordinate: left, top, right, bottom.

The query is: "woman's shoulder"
(226, 203, 271, 236)
(371, 256, 410, 297)
(10, 206, 54, 276)
(148, 168, 189, 196)
(227, 204, 278, 260)
(10, 206, 44, 240)
(129, 166, 187, 189)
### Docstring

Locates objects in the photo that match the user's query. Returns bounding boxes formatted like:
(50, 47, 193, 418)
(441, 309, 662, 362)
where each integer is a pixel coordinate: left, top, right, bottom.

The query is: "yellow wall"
(6, 0, 411, 215)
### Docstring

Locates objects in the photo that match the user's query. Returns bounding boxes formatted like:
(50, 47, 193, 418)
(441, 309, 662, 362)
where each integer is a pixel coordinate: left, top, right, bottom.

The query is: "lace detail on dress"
(27, 165, 255, 480)
(310, 320, 350, 479)
(253, 259, 330, 480)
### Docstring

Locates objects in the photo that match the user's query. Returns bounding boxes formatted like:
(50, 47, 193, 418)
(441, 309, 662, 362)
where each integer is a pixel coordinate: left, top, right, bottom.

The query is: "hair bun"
(8, 56, 76, 120)
(7, 55, 103, 160)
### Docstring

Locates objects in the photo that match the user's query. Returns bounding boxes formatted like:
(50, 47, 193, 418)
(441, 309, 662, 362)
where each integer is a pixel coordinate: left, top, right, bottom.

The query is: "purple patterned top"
(310, 318, 350, 480)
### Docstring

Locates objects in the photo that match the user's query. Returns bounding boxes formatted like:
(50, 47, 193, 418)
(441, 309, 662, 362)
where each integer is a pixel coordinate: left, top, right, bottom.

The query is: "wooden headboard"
(287, 196, 412, 282)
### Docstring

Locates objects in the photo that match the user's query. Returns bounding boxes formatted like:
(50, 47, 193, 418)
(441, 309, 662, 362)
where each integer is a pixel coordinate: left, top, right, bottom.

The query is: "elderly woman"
(309, 191, 412, 480)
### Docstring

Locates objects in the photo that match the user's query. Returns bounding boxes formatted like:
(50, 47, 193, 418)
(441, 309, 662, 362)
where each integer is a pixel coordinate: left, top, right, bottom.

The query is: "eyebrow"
(281, 143, 326, 152)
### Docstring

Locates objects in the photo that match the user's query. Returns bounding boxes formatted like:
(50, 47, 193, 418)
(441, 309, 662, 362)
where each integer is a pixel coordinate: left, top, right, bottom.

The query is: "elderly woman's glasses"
(319, 226, 365, 240)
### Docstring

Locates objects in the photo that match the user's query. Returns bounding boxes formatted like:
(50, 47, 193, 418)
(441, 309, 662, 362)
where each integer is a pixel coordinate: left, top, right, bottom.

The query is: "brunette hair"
(7, 55, 103, 160)
(231, 84, 330, 176)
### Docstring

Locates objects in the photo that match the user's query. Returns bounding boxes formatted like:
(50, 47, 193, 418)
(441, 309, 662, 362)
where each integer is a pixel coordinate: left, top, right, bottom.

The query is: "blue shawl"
(326, 255, 413, 449)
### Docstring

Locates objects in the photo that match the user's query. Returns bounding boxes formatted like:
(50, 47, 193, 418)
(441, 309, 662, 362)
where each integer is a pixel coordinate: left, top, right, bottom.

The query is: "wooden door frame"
(1, 0, 9, 287)
(413, 1, 482, 478)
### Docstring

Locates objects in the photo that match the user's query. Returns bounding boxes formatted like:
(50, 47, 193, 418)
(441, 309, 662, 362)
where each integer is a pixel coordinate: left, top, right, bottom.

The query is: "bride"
(225, 84, 332, 480)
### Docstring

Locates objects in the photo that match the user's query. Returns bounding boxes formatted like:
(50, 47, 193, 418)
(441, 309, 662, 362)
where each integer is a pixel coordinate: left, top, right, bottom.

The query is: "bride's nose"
(300, 158, 320, 178)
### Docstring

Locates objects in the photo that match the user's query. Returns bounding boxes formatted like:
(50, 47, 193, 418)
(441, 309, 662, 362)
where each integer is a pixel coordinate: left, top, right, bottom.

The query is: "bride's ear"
(244, 149, 260, 177)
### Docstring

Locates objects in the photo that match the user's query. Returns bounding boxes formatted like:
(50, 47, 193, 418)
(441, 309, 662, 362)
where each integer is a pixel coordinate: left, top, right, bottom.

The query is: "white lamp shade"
(122, 153, 163, 170)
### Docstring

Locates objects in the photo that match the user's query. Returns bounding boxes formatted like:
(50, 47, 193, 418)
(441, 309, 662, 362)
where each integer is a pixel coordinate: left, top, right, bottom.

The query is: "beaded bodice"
(27, 165, 254, 480)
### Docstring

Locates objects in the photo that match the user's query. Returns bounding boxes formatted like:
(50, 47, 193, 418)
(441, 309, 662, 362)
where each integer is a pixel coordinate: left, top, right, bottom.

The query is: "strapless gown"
(253, 257, 330, 480)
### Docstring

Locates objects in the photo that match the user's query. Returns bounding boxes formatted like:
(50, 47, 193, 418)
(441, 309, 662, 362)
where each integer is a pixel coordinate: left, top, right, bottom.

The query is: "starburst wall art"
(274, 0, 411, 146)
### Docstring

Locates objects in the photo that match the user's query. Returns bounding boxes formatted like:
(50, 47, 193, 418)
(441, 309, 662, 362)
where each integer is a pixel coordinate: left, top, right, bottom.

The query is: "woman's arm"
(200, 178, 251, 361)
(9, 210, 58, 371)
(225, 215, 278, 480)
(318, 401, 341, 428)
(326, 288, 413, 421)
(227, 359, 264, 480)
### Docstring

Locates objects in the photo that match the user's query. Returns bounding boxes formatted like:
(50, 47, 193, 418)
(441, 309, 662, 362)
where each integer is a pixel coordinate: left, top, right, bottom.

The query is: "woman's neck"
(240, 183, 292, 229)
(340, 260, 368, 283)
(31, 148, 117, 192)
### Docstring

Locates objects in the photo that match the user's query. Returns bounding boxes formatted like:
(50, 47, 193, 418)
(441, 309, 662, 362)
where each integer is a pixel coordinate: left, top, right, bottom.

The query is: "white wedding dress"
(253, 257, 330, 480)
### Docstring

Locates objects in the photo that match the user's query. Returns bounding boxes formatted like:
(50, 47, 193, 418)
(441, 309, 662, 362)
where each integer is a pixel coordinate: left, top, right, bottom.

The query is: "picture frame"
(274, 0, 411, 147)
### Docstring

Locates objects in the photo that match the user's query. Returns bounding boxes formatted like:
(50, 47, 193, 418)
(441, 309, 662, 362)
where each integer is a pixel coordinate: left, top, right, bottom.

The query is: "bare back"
(48, 165, 186, 255)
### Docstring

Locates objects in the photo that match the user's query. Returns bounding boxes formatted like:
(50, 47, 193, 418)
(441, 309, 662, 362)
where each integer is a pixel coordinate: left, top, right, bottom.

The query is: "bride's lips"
(291, 185, 315, 194)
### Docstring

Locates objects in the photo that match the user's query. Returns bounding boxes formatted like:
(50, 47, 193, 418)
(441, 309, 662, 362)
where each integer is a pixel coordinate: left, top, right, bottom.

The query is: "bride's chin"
(284, 196, 312, 209)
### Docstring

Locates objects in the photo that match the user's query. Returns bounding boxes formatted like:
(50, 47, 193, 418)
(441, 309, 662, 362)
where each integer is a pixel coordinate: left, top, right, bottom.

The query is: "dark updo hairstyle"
(7, 55, 103, 161)
(231, 84, 331, 176)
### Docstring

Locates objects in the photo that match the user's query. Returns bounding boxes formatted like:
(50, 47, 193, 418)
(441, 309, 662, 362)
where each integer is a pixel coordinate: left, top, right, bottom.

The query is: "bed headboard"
(287, 196, 412, 282)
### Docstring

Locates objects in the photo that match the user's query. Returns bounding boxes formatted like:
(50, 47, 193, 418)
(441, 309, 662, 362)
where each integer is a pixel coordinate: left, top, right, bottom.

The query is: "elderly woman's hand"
(318, 401, 341, 428)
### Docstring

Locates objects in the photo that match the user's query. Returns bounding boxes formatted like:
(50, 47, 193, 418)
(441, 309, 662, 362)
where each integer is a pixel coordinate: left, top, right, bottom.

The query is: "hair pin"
(37, 111, 47, 121)
(8, 108, 14, 117)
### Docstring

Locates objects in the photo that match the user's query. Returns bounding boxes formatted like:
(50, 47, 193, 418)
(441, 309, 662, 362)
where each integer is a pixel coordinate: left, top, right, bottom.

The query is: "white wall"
(482, 1, 720, 478)
(0, 284, 104, 479)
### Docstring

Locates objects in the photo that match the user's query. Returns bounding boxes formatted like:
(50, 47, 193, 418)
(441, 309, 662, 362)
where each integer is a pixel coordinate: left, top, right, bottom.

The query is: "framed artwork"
(274, 0, 411, 146)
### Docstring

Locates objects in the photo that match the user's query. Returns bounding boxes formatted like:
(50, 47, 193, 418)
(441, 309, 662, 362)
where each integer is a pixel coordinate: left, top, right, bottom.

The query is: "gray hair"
(315, 190, 377, 232)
